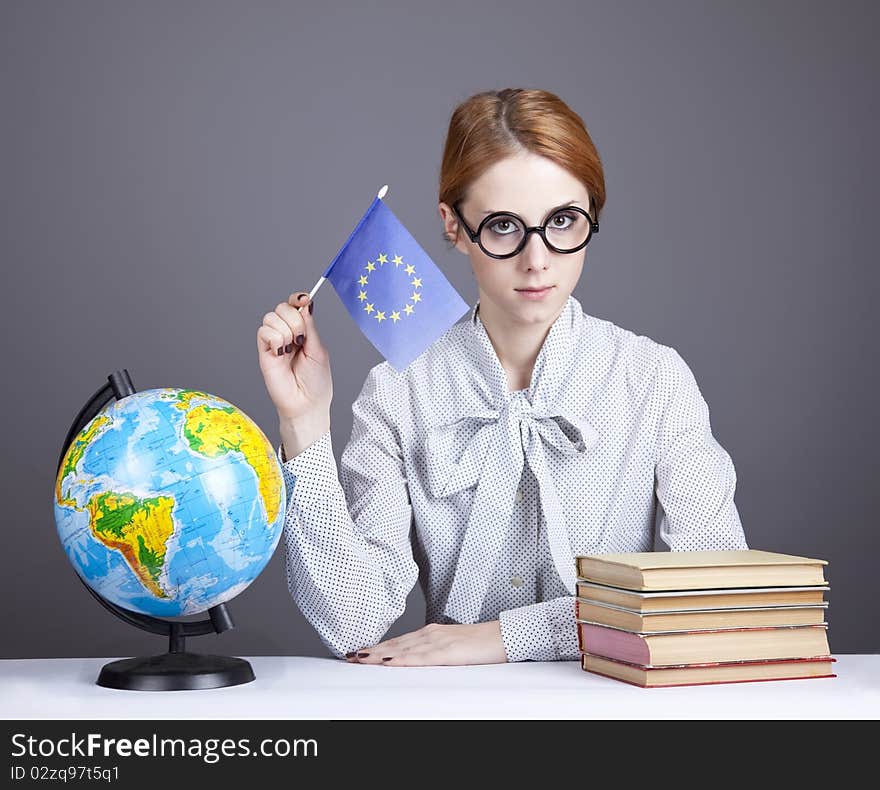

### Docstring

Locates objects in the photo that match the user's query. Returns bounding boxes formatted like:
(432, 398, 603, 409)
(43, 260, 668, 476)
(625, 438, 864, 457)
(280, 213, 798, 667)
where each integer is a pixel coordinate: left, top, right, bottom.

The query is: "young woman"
(256, 88, 748, 666)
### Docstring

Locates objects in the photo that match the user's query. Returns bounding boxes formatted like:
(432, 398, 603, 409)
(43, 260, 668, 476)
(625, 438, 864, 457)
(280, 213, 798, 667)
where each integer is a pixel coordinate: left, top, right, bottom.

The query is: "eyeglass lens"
(480, 208, 591, 256)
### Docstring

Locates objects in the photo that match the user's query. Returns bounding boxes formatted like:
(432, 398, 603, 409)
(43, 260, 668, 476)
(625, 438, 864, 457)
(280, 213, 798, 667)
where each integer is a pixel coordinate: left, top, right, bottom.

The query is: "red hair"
(439, 88, 606, 245)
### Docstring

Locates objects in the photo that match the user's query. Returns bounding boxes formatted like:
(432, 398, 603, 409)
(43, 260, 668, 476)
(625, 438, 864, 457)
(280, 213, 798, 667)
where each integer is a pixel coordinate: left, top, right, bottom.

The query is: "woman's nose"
(519, 231, 551, 268)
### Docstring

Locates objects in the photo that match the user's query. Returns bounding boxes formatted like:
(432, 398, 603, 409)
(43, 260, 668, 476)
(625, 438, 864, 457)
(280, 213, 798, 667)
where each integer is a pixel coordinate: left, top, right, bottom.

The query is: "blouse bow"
(424, 396, 600, 624)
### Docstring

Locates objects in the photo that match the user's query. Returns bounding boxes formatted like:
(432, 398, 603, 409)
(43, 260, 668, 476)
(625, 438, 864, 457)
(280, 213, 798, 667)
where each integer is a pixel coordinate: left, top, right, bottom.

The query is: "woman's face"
(439, 151, 592, 327)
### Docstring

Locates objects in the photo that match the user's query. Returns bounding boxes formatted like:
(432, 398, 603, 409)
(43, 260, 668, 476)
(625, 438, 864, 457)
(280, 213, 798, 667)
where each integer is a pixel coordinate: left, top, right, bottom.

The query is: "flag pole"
(298, 184, 389, 311)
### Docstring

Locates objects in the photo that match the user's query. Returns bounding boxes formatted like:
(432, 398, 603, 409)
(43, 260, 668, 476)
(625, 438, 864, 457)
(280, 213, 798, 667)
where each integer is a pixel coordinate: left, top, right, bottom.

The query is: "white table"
(1, 655, 877, 719)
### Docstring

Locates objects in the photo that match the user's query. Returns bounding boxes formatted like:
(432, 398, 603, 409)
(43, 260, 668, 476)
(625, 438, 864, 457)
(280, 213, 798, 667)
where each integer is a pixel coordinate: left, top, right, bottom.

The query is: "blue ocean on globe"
(54, 388, 286, 617)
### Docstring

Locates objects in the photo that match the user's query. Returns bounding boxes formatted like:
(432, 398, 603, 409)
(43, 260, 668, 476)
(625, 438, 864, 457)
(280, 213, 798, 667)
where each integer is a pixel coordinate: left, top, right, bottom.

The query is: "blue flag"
(322, 194, 469, 371)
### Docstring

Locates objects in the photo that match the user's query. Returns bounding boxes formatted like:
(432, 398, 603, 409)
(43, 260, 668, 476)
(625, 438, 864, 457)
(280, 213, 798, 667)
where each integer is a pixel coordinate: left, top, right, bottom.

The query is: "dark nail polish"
(284, 343, 293, 354)
(295, 334, 304, 346)
(356, 652, 370, 658)
(276, 346, 284, 356)
(382, 657, 393, 662)
(345, 651, 356, 658)
(308, 301, 314, 315)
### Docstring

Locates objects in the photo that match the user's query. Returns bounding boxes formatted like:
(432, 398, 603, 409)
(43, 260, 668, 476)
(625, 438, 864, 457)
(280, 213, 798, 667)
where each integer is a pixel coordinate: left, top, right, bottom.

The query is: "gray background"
(2, 0, 876, 659)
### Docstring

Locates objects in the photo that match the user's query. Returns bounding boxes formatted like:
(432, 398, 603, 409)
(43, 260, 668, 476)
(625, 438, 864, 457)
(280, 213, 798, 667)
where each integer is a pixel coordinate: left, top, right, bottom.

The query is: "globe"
(54, 387, 285, 619)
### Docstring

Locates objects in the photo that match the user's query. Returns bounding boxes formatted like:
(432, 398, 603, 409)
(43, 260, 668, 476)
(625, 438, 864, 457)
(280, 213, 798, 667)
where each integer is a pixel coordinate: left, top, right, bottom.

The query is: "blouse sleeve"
(653, 346, 749, 551)
(279, 364, 419, 658)
(499, 596, 579, 662)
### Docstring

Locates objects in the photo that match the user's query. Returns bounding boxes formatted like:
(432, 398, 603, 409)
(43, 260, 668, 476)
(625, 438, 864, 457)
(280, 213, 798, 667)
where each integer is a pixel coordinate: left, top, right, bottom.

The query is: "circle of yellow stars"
(357, 252, 423, 324)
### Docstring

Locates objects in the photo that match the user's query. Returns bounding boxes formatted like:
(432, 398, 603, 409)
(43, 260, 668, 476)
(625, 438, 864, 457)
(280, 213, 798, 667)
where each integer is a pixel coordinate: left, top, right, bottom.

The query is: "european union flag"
(322, 192, 469, 371)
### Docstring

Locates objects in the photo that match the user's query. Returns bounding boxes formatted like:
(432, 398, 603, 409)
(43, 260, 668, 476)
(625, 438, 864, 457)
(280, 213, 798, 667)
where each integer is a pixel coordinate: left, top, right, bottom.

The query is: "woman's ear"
(438, 202, 467, 254)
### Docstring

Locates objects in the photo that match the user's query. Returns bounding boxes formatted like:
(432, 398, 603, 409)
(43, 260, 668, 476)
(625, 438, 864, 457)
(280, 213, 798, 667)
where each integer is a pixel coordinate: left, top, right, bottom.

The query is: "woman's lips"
(515, 286, 554, 300)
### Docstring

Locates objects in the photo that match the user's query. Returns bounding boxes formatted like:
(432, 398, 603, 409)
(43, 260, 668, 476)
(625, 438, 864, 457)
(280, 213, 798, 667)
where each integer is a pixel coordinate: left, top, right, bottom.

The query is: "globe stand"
(96, 617, 255, 692)
(59, 369, 256, 691)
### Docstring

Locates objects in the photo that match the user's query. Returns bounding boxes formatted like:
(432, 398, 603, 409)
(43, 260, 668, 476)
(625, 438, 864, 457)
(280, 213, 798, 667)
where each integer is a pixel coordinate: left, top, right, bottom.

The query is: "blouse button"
(515, 486, 523, 503)
(510, 574, 524, 588)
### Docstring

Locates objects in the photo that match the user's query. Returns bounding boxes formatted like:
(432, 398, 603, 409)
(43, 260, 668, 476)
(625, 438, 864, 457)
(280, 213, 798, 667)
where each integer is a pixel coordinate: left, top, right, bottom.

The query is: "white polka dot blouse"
(277, 294, 749, 662)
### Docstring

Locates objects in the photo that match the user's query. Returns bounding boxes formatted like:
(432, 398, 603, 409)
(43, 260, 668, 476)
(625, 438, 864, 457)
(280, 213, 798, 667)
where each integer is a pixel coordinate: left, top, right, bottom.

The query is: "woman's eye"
(551, 212, 576, 229)
(489, 218, 518, 235)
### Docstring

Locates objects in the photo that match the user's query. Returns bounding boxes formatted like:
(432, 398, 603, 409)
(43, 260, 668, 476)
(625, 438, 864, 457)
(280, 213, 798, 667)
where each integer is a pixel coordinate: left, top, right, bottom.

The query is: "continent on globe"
(87, 490, 176, 599)
(56, 414, 111, 508)
(175, 391, 282, 525)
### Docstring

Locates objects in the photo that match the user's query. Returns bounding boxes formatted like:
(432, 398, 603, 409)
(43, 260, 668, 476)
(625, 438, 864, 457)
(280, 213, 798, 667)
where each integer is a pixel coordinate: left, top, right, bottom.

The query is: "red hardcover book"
(577, 621, 831, 666)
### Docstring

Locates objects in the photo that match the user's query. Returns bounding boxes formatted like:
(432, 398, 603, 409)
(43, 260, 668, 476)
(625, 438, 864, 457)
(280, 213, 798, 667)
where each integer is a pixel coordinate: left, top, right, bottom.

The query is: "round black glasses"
(452, 201, 599, 259)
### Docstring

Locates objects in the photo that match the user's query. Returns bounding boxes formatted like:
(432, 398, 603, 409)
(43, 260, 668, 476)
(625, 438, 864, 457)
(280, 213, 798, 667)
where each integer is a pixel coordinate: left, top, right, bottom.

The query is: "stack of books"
(574, 549, 835, 688)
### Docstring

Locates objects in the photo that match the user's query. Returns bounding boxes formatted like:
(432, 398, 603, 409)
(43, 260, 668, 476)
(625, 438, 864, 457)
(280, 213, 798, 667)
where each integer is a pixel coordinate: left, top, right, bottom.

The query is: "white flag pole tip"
(377, 184, 389, 200)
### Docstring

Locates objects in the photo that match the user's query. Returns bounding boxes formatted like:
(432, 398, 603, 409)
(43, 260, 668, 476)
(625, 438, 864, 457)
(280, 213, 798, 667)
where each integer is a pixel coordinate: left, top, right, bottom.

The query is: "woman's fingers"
(379, 650, 436, 667)
(289, 291, 308, 305)
(256, 290, 314, 358)
(262, 311, 294, 354)
(256, 324, 286, 357)
(288, 291, 329, 361)
(348, 624, 442, 664)
(343, 624, 503, 668)
(273, 300, 306, 347)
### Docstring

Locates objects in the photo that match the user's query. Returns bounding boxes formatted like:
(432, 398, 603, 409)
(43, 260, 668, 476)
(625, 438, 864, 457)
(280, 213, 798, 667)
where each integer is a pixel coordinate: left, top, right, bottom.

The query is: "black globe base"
(97, 652, 255, 691)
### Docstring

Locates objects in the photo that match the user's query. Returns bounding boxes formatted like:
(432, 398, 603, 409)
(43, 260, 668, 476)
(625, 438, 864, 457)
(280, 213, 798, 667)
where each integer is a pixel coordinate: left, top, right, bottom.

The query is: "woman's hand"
(344, 622, 507, 667)
(257, 291, 333, 453)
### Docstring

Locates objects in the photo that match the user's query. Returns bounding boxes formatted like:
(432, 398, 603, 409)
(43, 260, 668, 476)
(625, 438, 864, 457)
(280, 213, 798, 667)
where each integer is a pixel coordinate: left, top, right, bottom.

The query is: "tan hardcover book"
(575, 581, 829, 612)
(575, 598, 827, 632)
(580, 653, 837, 688)
(574, 550, 828, 591)
(577, 622, 831, 665)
